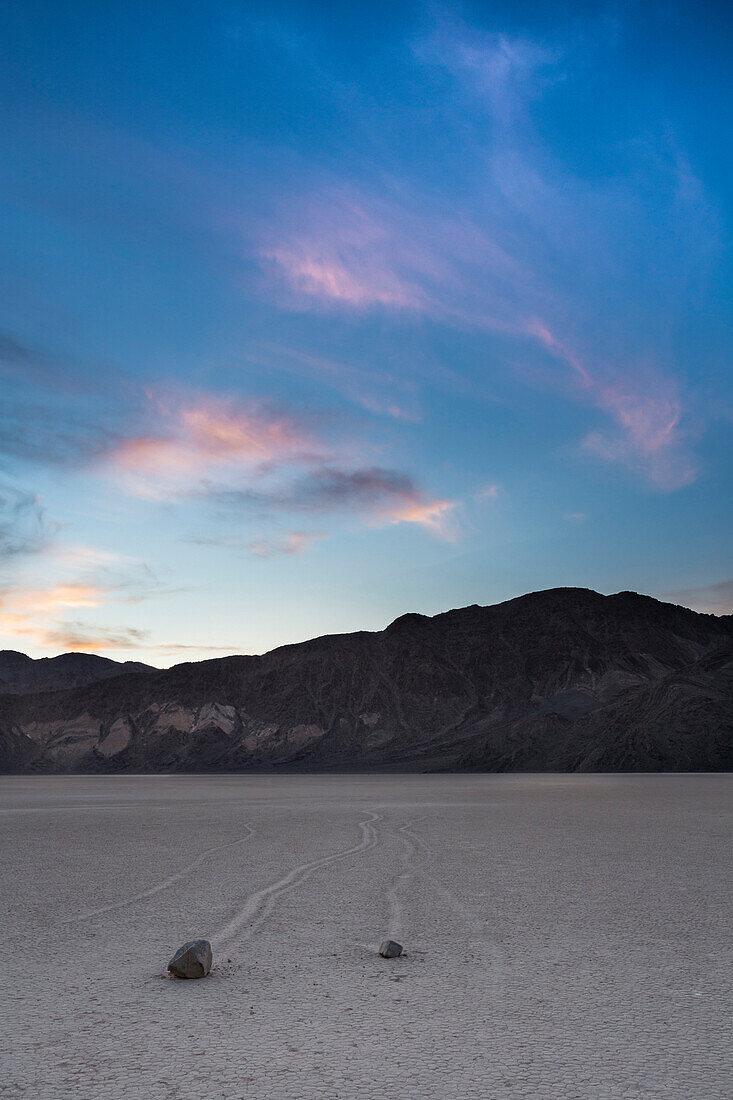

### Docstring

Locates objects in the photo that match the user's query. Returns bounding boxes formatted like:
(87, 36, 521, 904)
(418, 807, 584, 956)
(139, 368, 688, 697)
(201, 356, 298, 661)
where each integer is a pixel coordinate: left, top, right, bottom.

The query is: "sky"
(1, 0, 731, 665)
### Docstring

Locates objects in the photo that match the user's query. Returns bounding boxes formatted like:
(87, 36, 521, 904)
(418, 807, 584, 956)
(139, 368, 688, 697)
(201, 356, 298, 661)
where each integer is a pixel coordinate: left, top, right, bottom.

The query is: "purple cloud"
(255, 21, 715, 491)
(207, 465, 458, 539)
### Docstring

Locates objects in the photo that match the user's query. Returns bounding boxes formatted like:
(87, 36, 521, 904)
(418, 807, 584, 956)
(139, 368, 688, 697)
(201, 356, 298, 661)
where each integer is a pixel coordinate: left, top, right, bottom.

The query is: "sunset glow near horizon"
(1, 1, 731, 665)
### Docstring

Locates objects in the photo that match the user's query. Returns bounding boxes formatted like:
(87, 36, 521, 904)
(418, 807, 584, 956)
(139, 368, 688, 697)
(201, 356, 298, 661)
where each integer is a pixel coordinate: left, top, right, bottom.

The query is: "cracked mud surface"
(1, 773, 731, 1098)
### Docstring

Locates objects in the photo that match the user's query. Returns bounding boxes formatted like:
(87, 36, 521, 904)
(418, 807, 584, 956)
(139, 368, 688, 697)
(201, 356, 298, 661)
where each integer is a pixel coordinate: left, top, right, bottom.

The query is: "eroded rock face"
(97, 717, 132, 758)
(379, 940, 403, 959)
(167, 939, 213, 979)
(150, 703, 194, 734)
(192, 702, 237, 735)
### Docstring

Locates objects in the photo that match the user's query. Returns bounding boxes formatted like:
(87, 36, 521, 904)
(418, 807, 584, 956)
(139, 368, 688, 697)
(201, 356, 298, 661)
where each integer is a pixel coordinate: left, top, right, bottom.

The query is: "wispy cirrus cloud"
(99, 390, 457, 539)
(0, 581, 107, 649)
(475, 484, 500, 502)
(260, 194, 428, 311)
(256, 20, 715, 492)
(0, 486, 55, 562)
(208, 465, 458, 540)
(664, 579, 733, 616)
(415, 26, 562, 126)
(0, 400, 112, 468)
(104, 395, 322, 497)
(530, 320, 698, 490)
(259, 183, 530, 332)
(248, 344, 422, 422)
(248, 531, 326, 558)
(0, 543, 168, 653)
(583, 383, 697, 490)
(0, 332, 38, 381)
(39, 621, 150, 653)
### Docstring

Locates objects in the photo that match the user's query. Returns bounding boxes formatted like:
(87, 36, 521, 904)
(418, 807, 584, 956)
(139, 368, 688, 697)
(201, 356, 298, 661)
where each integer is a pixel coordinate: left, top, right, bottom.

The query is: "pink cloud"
(588, 378, 696, 491)
(99, 392, 460, 540)
(263, 245, 423, 310)
(0, 546, 167, 652)
(260, 186, 529, 330)
(248, 531, 326, 558)
(527, 320, 697, 490)
(524, 320, 593, 386)
(0, 582, 105, 648)
(583, 385, 698, 491)
(207, 465, 460, 540)
(261, 196, 428, 311)
(251, 23, 713, 495)
(377, 496, 459, 541)
(104, 396, 320, 496)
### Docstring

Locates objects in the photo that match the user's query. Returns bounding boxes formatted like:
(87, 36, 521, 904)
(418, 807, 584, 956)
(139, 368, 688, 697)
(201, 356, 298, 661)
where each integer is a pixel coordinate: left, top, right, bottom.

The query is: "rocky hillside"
(0, 650, 155, 695)
(0, 588, 731, 773)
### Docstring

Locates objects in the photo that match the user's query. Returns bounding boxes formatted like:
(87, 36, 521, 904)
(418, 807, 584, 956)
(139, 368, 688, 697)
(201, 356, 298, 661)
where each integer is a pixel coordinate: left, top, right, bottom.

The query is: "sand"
(1, 773, 731, 1099)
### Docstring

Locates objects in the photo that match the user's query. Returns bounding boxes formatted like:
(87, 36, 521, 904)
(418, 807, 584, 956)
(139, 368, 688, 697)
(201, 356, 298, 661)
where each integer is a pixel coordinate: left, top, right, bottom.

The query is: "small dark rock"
(168, 939, 213, 979)
(379, 939, 403, 958)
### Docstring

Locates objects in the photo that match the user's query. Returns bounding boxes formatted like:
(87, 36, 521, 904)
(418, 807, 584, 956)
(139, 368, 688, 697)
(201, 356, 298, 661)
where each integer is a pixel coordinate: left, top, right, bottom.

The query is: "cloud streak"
(104, 395, 321, 497)
(0, 543, 169, 653)
(664, 579, 733, 616)
(248, 531, 326, 558)
(256, 20, 712, 491)
(208, 465, 458, 539)
(261, 195, 428, 311)
(529, 321, 697, 490)
(0, 487, 55, 563)
(98, 391, 457, 538)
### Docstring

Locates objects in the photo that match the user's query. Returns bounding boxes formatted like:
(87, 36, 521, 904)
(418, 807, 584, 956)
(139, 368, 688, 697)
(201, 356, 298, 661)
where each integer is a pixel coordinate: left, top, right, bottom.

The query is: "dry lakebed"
(1, 773, 731, 1099)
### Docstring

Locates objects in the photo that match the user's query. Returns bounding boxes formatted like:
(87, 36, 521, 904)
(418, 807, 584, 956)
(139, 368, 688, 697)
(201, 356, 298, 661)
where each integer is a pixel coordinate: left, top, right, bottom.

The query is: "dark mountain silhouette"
(1, 588, 730, 773)
(0, 650, 155, 695)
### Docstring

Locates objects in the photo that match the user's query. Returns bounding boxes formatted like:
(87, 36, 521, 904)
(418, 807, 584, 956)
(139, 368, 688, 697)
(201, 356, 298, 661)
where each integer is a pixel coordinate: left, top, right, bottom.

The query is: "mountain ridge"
(0, 650, 156, 695)
(1, 587, 731, 773)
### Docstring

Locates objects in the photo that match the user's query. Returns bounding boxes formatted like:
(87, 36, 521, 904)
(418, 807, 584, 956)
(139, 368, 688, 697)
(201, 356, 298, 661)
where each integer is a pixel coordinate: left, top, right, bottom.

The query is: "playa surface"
(1, 773, 731, 1099)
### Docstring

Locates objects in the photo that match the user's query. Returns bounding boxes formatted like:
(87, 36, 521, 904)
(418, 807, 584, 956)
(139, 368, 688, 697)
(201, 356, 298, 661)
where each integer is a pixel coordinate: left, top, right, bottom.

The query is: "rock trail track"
(60, 825, 256, 923)
(210, 810, 382, 947)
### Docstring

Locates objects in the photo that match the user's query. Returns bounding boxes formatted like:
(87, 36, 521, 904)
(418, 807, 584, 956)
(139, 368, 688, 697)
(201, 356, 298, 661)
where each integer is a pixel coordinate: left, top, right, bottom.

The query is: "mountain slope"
(0, 650, 156, 695)
(0, 588, 731, 773)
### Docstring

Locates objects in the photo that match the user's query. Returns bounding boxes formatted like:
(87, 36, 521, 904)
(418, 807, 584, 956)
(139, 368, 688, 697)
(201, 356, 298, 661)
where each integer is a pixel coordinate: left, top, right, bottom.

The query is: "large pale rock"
(378, 939, 403, 959)
(167, 939, 213, 979)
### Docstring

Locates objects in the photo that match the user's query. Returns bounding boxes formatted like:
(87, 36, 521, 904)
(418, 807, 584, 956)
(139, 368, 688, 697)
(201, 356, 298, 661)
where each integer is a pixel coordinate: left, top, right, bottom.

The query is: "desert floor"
(1, 773, 731, 1099)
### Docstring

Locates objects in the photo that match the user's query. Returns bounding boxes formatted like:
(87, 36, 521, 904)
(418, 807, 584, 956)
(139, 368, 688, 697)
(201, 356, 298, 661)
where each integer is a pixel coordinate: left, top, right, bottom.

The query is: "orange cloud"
(41, 625, 148, 652)
(212, 466, 460, 540)
(248, 531, 326, 558)
(0, 546, 163, 654)
(0, 583, 105, 648)
(2, 583, 102, 616)
(105, 397, 318, 496)
(101, 392, 461, 539)
(376, 497, 459, 541)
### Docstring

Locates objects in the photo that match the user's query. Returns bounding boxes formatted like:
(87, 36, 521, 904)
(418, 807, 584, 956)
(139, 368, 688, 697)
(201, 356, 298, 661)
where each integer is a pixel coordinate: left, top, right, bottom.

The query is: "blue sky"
(1, 1, 731, 664)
